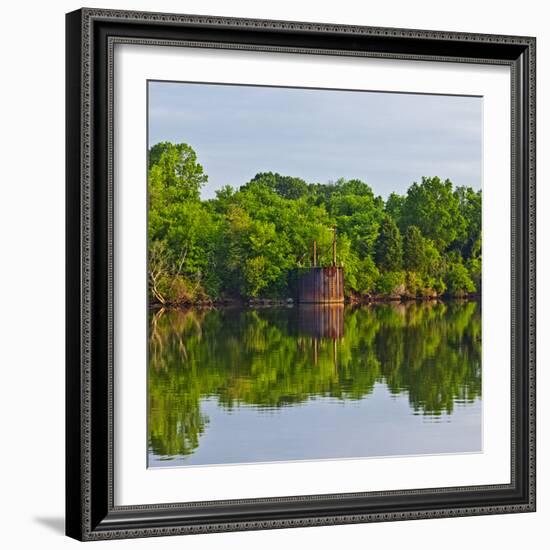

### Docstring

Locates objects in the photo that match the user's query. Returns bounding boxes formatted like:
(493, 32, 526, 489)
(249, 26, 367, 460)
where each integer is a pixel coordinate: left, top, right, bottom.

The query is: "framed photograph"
(65, 8, 536, 541)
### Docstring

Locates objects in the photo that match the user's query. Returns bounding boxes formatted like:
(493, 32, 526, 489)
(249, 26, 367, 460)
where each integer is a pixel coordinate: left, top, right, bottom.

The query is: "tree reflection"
(148, 301, 481, 459)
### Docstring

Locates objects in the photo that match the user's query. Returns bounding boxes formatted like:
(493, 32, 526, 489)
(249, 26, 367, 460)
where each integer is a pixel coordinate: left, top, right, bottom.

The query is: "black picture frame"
(66, 7, 536, 541)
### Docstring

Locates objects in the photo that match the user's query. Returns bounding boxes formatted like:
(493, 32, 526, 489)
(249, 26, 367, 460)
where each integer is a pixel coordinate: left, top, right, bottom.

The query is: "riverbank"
(150, 293, 480, 310)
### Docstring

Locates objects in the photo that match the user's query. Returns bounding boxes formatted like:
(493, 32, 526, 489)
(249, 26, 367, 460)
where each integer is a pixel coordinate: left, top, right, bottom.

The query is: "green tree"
(376, 271, 405, 295)
(400, 176, 466, 252)
(246, 172, 308, 200)
(345, 255, 380, 295)
(385, 192, 405, 223)
(328, 185, 384, 258)
(147, 141, 481, 302)
(466, 257, 482, 294)
(375, 216, 403, 272)
(149, 142, 207, 201)
(455, 186, 482, 259)
(444, 262, 476, 297)
(403, 225, 427, 272)
(148, 142, 216, 302)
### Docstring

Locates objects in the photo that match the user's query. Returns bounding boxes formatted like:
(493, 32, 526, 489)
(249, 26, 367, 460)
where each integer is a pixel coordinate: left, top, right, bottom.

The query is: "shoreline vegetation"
(150, 295, 481, 310)
(148, 142, 481, 308)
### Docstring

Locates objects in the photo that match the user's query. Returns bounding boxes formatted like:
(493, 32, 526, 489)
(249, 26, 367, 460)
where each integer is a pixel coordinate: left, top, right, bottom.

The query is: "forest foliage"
(148, 142, 482, 304)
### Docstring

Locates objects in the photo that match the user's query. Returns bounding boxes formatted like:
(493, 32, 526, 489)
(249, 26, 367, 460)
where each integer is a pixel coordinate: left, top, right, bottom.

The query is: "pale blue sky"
(148, 81, 482, 200)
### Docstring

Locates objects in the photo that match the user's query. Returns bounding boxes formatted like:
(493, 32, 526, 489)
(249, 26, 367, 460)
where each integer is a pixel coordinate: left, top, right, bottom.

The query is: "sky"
(148, 81, 482, 200)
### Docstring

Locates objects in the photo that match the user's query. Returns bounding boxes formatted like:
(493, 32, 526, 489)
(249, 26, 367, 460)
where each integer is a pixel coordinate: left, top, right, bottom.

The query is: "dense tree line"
(148, 141, 481, 304)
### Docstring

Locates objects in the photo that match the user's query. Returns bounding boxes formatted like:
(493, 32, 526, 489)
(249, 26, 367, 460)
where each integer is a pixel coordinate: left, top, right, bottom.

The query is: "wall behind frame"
(0, 1, 544, 549)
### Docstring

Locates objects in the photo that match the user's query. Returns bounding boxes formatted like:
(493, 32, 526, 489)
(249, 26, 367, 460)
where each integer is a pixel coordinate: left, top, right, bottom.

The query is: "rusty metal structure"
(295, 228, 345, 304)
(296, 267, 344, 303)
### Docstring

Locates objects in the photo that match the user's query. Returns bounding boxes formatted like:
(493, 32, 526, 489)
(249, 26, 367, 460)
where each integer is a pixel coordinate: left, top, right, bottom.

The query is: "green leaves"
(399, 176, 467, 251)
(403, 225, 427, 272)
(375, 216, 403, 273)
(148, 142, 208, 202)
(147, 142, 482, 302)
(376, 271, 405, 296)
(444, 262, 476, 297)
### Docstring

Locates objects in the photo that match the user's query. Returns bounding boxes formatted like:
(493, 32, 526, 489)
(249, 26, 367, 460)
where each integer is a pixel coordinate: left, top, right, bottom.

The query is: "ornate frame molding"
(66, 8, 536, 541)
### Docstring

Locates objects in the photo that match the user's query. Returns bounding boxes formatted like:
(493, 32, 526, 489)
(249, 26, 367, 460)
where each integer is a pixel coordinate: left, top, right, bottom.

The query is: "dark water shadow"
(34, 516, 65, 535)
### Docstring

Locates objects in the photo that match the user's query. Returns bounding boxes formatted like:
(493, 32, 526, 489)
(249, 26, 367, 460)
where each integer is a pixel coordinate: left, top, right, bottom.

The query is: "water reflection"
(296, 304, 344, 340)
(148, 301, 481, 465)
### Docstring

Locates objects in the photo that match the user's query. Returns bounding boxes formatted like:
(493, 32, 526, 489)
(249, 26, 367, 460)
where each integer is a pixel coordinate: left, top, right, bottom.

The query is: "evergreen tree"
(375, 216, 403, 272)
(403, 225, 427, 272)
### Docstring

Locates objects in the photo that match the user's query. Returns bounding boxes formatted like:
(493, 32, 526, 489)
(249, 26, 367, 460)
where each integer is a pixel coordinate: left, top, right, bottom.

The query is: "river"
(148, 300, 481, 467)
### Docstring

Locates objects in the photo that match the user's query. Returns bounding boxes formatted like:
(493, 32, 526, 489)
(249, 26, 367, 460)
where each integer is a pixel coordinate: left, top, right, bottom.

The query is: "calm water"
(148, 301, 482, 467)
